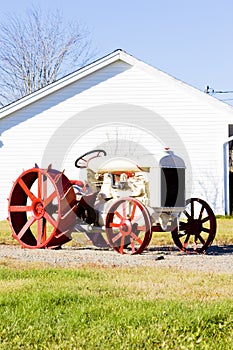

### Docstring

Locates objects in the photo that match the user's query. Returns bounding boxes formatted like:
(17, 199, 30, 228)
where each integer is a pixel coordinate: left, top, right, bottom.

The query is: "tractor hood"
(87, 149, 185, 173)
(88, 156, 143, 173)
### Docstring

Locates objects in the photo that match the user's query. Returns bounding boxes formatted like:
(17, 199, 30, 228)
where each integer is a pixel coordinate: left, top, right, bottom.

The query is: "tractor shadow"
(67, 244, 233, 256)
(146, 244, 233, 256)
(204, 244, 233, 255)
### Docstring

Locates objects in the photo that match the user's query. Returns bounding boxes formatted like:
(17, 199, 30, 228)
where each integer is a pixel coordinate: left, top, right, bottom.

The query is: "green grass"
(0, 263, 233, 349)
(0, 218, 232, 349)
(0, 220, 16, 245)
(214, 216, 233, 245)
(0, 217, 232, 249)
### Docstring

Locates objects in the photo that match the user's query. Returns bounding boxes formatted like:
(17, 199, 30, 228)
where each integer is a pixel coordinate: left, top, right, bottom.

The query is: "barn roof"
(1, 48, 233, 119)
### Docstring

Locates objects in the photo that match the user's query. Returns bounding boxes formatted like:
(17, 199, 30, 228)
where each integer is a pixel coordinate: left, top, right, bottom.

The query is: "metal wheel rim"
(105, 197, 152, 254)
(8, 167, 76, 249)
(171, 198, 216, 253)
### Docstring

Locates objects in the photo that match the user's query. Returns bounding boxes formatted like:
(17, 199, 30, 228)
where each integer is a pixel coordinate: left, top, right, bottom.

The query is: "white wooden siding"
(0, 53, 233, 220)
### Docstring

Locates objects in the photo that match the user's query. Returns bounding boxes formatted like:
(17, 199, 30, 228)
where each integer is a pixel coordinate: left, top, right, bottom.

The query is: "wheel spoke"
(202, 227, 210, 233)
(130, 231, 143, 244)
(18, 216, 36, 239)
(110, 222, 121, 228)
(42, 218, 47, 244)
(184, 233, 191, 244)
(130, 203, 137, 220)
(198, 204, 205, 220)
(18, 178, 36, 201)
(44, 191, 57, 207)
(44, 211, 58, 229)
(9, 205, 32, 212)
(43, 176, 47, 200)
(112, 232, 122, 243)
(201, 216, 210, 224)
(137, 225, 146, 231)
(119, 236, 125, 254)
(115, 211, 123, 220)
(37, 218, 47, 244)
(183, 210, 191, 219)
(198, 234, 206, 245)
(130, 237, 136, 254)
(37, 219, 42, 244)
(38, 171, 42, 199)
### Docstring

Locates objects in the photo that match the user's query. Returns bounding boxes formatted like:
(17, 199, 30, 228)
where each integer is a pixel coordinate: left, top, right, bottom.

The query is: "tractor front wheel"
(105, 198, 152, 254)
(171, 198, 216, 253)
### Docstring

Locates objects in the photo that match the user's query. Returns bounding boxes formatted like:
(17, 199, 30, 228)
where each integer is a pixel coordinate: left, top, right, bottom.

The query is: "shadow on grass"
(145, 244, 233, 255)
(63, 244, 233, 256)
(205, 244, 233, 255)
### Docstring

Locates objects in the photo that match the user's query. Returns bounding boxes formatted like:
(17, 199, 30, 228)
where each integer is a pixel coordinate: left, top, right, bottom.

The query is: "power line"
(205, 85, 233, 94)
(220, 98, 233, 102)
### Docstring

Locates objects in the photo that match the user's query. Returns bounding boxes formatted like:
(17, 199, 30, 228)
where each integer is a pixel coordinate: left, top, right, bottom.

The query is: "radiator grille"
(161, 168, 185, 207)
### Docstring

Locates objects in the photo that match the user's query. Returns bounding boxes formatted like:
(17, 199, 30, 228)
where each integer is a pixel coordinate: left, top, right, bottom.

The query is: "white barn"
(0, 49, 233, 219)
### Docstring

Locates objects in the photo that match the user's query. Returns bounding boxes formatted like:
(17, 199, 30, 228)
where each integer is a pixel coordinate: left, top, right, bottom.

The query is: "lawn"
(0, 218, 232, 349)
(1, 217, 232, 247)
(0, 263, 233, 349)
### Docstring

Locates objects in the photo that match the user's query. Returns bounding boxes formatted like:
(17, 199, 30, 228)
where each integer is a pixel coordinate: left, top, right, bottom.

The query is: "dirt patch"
(0, 244, 232, 273)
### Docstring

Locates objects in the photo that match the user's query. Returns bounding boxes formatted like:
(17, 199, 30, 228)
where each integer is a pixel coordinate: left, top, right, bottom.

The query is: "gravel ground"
(0, 244, 233, 273)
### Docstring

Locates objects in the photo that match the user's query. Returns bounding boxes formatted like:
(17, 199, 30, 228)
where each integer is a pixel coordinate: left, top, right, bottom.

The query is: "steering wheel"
(75, 149, 107, 168)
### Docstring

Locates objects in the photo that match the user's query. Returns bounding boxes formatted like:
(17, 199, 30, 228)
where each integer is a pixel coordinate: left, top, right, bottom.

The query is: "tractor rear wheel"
(8, 166, 77, 249)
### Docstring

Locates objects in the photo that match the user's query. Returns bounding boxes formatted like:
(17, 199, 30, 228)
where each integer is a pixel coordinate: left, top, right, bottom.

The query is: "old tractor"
(8, 149, 217, 254)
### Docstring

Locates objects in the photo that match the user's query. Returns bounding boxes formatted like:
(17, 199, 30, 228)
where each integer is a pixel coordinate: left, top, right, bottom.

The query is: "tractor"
(8, 149, 216, 254)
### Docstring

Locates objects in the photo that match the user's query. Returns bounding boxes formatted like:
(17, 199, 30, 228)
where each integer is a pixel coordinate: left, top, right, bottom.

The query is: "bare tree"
(0, 7, 94, 107)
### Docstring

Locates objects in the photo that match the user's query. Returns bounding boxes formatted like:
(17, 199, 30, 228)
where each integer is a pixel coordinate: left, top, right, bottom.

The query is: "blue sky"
(1, 0, 233, 103)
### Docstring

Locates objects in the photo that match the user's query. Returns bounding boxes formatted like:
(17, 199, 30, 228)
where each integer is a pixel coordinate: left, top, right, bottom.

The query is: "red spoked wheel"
(171, 198, 217, 253)
(105, 198, 152, 254)
(8, 166, 77, 249)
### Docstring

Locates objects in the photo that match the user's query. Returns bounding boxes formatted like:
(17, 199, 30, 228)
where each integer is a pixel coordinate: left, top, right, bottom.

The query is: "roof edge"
(0, 49, 132, 118)
(1, 48, 233, 118)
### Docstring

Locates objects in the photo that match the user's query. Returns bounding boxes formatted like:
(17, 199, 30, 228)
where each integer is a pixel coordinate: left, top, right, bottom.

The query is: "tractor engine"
(76, 169, 149, 227)
(75, 150, 186, 229)
(93, 171, 149, 227)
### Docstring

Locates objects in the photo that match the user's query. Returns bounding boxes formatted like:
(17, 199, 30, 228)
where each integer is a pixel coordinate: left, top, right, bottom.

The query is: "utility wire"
(214, 90, 233, 94)
(205, 85, 233, 94)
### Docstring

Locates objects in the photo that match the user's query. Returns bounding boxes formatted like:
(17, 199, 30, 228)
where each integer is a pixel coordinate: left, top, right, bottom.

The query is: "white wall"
(0, 59, 232, 220)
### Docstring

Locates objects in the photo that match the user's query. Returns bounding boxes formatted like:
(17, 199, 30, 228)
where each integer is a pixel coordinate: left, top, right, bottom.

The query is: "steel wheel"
(171, 198, 216, 253)
(8, 166, 77, 249)
(105, 198, 152, 254)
